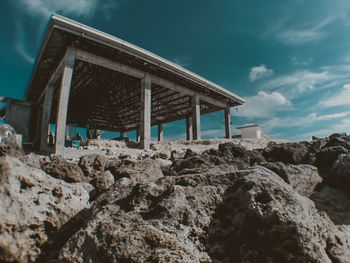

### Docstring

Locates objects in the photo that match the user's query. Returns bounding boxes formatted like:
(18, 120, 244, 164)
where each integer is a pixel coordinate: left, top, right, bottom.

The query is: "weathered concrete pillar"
(140, 73, 151, 149)
(224, 106, 231, 139)
(158, 123, 163, 141)
(186, 116, 193, 140)
(55, 49, 76, 155)
(39, 84, 55, 153)
(120, 131, 126, 138)
(191, 95, 201, 140)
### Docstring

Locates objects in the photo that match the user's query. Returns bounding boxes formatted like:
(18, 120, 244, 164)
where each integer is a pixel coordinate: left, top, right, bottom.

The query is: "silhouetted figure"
(48, 132, 55, 146)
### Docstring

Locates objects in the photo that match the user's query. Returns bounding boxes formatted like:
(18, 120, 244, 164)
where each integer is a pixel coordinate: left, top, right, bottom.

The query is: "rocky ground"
(1, 126, 350, 262)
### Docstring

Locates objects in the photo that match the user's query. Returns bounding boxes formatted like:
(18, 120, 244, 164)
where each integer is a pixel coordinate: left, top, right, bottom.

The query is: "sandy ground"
(62, 138, 290, 162)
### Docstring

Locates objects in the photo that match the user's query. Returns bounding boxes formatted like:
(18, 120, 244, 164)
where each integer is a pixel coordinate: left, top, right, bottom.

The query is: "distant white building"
(236, 124, 263, 140)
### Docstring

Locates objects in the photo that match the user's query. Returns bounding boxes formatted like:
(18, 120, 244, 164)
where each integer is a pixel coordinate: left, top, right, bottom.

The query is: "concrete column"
(224, 106, 231, 139)
(140, 73, 151, 149)
(158, 123, 163, 141)
(55, 49, 76, 155)
(186, 116, 193, 140)
(39, 84, 55, 153)
(191, 95, 201, 140)
(120, 131, 126, 138)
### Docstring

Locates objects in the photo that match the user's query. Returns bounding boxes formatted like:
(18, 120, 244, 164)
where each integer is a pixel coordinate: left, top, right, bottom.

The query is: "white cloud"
(275, 16, 336, 45)
(277, 30, 324, 45)
(231, 91, 291, 119)
(19, 0, 97, 17)
(293, 118, 350, 141)
(262, 111, 350, 133)
(173, 54, 191, 68)
(290, 56, 313, 66)
(319, 84, 350, 108)
(249, 64, 273, 82)
(14, 23, 35, 64)
(317, 111, 350, 120)
(263, 70, 338, 98)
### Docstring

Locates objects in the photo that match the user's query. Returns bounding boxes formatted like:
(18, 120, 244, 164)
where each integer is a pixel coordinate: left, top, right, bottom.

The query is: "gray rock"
(55, 167, 349, 262)
(312, 186, 350, 225)
(108, 158, 163, 183)
(315, 146, 349, 170)
(206, 167, 349, 262)
(0, 124, 24, 158)
(0, 124, 17, 145)
(328, 154, 350, 193)
(261, 162, 322, 197)
(90, 170, 115, 194)
(263, 142, 309, 164)
(41, 155, 86, 183)
(78, 154, 107, 178)
(0, 156, 90, 263)
(24, 152, 43, 169)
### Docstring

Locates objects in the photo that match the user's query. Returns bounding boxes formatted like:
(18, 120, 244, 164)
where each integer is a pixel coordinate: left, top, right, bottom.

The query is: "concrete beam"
(140, 73, 151, 149)
(76, 49, 145, 79)
(37, 48, 75, 104)
(158, 123, 163, 141)
(75, 49, 227, 109)
(224, 106, 231, 139)
(150, 75, 227, 108)
(55, 48, 76, 155)
(191, 95, 201, 140)
(186, 117, 193, 140)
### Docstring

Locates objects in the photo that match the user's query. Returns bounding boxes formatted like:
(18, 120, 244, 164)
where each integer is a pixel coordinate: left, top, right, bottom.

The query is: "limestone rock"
(263, 142, 309, 164)
(41, 155, 86, 183)
(107, 158, 164, 183)
(327, 154, 350, 193)
(206, 167, 349, 262)
(0, 156, 90, 263)
(312, 186, 350, 225)
(153, 150, 171, 160)
(260, 162, 322, 197)
(0, 124, 24, 158)
(90, 170, 115, 194)
(315, 146, 349, 170)
(0, 124, 17, 145)
(24, 152, 43, 169)
(55, 167, 350, 262)
(323, 133, 350, 150)
(78, 154, 107, 178)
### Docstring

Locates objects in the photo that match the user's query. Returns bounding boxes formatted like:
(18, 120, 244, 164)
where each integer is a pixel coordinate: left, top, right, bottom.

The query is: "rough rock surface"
(2, 131, 350, 262)
(78, 154, 107, 179)
(40, 155, 86, 183)
(57, 167, 350, 262)
(260, 162, 322, 197)
(263, 142, 309, 164)
(107, 158, 164, 183)
(328, 154, 350, 192)
(0, 156, 90, 263)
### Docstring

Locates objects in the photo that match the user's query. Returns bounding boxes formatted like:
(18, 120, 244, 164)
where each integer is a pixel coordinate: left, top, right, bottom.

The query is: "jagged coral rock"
(57, 167, 350, 262)
(0, 156, 90, 263)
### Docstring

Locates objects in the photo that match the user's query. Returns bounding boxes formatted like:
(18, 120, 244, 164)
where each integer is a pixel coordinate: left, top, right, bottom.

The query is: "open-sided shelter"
(26, 15, 245, 154)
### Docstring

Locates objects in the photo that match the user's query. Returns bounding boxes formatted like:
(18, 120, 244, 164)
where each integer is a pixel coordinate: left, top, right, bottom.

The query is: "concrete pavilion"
(25, 15, 245, 154)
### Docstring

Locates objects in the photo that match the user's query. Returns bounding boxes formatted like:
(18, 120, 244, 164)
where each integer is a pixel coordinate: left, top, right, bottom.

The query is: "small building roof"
(236, 123, 263, 129)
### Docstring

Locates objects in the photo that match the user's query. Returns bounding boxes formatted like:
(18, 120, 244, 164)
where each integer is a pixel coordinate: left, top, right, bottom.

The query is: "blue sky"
(1, 0, 350, 141)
